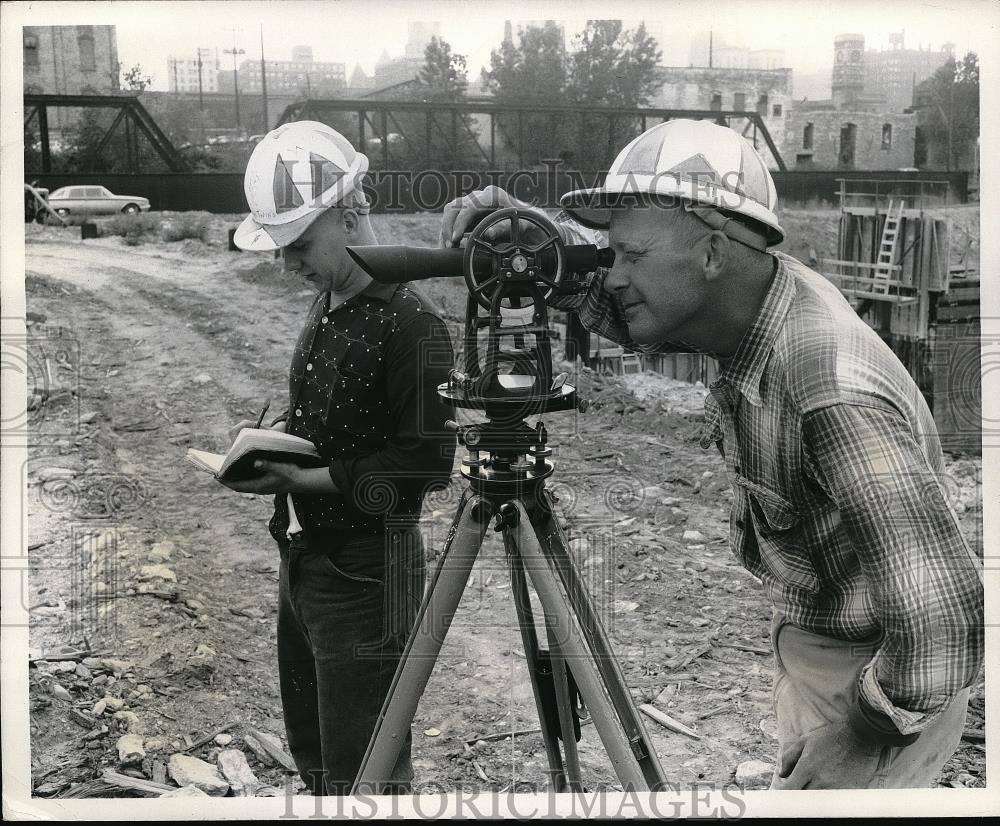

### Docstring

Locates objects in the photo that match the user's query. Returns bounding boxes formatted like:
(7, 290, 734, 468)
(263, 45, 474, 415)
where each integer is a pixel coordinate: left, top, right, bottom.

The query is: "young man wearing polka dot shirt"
(226, 122, 457, 795)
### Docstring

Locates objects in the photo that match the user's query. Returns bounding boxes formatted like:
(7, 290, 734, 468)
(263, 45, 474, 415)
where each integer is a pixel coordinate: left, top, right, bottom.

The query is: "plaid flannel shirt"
(550, 211, 984, 736)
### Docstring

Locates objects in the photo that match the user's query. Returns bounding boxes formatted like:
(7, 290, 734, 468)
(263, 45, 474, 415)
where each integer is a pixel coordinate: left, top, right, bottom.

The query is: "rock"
(75, 663, 92, 680)
(160, 784, 210, 798)
(139, 564, 177, 582)
(113, 710, 142, 733)
(193, 644, 216, 659)
(613, 600, 639, 613)
(691, 617, 710, 627)
(735, 760, 775, 787)
(148, 541, 175, 563)
(92, 699, 108, 716)
(102, 696, 125, 712)
(36, 466, 78, 482)
(51, 684, 72, 702)
(660, 497, 682, 507)
(759, 718, 779, 741)
(167, 754, 230, 796)
(243, 733, 273, 766)
(99, 658, 134, 675)
(423, 728, 441, 737)
(192, 373, 213, 385)
(117, 734, 145, 766)
(80, 412, 99, 424)
(51, 660, 77, 673)
(214, 733, 233, 747)
(217, 749, 260, 796)
(684, 560, 708, 573)
(686, 543, 706, 552)
(682, 530, 707, 543)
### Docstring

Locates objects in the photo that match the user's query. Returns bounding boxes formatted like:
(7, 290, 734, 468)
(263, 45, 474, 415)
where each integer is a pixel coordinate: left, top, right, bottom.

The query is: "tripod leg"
(511, 500, 666, 791)
(502, 529, 568, 792)
(352, 491, 489, 794)
(544, 631, 584, 789)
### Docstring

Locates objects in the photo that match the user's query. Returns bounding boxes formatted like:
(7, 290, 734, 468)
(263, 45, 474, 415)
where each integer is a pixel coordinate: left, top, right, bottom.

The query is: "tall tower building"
(832, 33, 866, 109)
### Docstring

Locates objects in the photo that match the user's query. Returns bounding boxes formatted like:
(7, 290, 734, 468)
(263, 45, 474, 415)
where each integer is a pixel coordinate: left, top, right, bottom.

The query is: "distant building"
(23, 25, 120, 94)
(864, 31, 953, 113)
(167, 48, 221, 93)
(342, 63, 376, 98)
(23, 25, 120, 137)
(404, 22, 441, 59)
(651, 66, 793, 166)
(687, 31, 786, 72)
(233, 46, 345, 96)
(782, 33, 916, 169)
(373, 22, 442, 91)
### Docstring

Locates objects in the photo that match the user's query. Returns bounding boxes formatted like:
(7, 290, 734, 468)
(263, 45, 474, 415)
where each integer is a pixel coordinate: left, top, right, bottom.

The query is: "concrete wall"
(783, 109, 915, 170)
(651, 66, 793, 165)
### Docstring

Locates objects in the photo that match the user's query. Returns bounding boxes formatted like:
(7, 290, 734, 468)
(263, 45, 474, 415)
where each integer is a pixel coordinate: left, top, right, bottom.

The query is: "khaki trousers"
(769, 613, 969, 789)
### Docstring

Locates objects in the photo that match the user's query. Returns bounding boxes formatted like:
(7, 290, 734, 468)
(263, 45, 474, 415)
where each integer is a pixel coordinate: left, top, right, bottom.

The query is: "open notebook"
(185, 428, 325, 482)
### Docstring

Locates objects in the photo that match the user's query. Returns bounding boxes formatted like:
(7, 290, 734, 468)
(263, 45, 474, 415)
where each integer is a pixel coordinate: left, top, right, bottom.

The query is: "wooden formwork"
(819, 180, 981, 453)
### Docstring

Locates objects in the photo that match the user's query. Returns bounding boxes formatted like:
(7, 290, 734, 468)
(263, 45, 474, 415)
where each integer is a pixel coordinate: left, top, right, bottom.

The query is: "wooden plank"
(638, 704, 702, 740)
(935, 304, 980, 322)
(839, 289, 918, 305)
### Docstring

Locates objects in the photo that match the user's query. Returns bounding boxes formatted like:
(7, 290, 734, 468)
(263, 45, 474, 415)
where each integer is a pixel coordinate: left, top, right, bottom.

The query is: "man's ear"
(341, 208, 360, 236)
(703, 230, 729, 282)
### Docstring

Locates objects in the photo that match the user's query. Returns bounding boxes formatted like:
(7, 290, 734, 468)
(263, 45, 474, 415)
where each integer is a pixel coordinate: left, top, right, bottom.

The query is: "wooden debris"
(246, 728, 297, 772)
(101, 769, 174, 796)
(961, 728, 985, 743)
(638, 704, 701, 740)
(69, 708, 95, 729)
(715, 642, 770, 656)
(464, 719, 593, 746)
(695, 704, 730, 721)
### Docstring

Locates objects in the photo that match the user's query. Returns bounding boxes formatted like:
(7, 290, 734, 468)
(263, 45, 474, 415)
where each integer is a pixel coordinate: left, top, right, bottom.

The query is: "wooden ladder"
(872, 199, 904, 293)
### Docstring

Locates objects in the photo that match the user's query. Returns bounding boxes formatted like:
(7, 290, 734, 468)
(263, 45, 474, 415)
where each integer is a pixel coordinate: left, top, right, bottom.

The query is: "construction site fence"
(25, 170, 969, 216)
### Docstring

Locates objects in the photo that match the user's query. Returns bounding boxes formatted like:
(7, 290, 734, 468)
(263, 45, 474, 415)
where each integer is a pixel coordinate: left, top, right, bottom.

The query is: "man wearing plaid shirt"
(440, 120, 983, 789)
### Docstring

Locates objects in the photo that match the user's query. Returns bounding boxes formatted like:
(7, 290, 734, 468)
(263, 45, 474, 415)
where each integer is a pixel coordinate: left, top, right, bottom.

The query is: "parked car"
(46, 185, 151, 218)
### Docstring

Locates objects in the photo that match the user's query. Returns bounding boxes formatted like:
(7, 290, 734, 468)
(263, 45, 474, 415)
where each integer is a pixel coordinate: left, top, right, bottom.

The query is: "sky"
(8, 0, 997, 99)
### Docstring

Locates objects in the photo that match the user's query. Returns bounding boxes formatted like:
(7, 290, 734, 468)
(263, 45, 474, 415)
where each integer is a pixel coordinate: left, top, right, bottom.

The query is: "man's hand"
(219, 459, 304, 495)
(219, 462, 338, 496)
(771, 719, 884, 789)
(440, 185, 535, 248)
(228, 419, 286, 442)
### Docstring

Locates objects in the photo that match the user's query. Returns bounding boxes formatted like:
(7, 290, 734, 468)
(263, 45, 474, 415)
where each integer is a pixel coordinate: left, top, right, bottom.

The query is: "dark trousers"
(276, 526, 425, 795)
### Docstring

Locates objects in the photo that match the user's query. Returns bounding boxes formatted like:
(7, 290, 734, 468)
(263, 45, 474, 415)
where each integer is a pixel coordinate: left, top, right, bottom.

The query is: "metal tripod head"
(347, 208, 613, 496)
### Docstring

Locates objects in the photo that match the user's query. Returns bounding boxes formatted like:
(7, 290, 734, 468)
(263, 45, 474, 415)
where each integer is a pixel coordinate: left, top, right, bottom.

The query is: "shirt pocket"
(738, 477, 819, 594)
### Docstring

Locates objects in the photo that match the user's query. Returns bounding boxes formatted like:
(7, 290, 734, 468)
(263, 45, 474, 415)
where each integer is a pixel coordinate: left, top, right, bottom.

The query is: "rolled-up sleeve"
(328, 312, 457, 514)
(802, 401, 984, 735)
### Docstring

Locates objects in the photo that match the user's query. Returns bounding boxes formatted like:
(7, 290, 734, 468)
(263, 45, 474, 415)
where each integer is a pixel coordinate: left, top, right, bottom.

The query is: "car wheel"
(122, 204, 140, 215)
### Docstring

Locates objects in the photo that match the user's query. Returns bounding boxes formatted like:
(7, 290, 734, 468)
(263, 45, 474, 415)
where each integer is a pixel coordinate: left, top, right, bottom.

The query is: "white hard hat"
(234, 120, 370, 251)
(560, 119, 784, 248)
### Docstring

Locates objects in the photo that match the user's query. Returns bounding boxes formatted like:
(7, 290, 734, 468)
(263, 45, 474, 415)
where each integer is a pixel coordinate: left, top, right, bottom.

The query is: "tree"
(122, 63, 153, 91)
(483, 21, 567, 166)
(564, 20, 662, 168)
(565, 20, 661, 107)
(915, 51, 979, 171)
(418, 36, 468, 102)
(388, 36, 483, 170)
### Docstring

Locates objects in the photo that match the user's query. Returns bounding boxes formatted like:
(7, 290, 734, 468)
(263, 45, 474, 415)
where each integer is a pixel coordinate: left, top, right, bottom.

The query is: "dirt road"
(22, 221, 985, 797)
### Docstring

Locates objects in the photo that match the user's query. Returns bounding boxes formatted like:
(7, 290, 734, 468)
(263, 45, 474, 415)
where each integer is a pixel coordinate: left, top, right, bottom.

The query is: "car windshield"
(51, 188, 70, 198)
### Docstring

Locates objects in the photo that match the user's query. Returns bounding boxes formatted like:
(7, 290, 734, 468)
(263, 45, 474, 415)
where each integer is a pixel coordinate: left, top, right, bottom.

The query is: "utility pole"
(225, 30, 246, 132)
(709, 29, 713, 69)
(260, 24, 269, 132)
(197, 49, 205, 110)
(171, 58, 178, 95)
